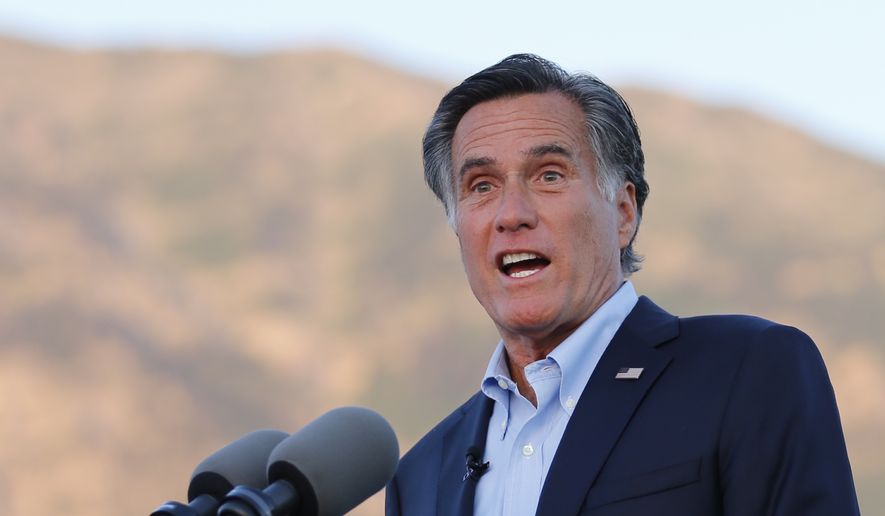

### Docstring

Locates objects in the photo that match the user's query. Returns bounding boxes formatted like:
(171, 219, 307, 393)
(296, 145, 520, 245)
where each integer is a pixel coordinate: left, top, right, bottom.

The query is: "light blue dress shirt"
(473, 281, 639, 516)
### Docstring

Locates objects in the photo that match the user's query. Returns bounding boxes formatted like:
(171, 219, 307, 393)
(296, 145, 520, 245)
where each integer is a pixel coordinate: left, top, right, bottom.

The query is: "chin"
(494, 303, 560, 337)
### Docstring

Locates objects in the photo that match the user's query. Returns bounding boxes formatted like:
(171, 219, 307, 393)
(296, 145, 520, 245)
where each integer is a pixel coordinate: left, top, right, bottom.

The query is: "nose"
(495, 182, 538, 233)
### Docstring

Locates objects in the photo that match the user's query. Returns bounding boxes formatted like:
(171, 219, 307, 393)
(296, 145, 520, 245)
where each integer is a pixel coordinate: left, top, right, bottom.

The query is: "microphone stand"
(150, 494, 218, 516)
(216, 479, 300, 516)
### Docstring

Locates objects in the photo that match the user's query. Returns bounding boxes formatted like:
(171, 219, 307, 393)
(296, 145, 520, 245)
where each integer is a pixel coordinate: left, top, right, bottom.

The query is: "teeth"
(502, 252, 539, 266)
(510, 269, 539, 278)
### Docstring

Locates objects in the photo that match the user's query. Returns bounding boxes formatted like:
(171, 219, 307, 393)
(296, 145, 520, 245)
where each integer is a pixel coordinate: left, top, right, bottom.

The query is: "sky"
(1, 0, 883, 163)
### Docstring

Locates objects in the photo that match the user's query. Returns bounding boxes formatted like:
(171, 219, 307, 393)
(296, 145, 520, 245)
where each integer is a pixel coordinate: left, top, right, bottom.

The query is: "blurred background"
(0, 1, 882, 514)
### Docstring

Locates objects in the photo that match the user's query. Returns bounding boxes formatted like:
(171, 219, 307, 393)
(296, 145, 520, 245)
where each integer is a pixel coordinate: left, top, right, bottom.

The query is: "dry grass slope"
(1, 36, 882, 514)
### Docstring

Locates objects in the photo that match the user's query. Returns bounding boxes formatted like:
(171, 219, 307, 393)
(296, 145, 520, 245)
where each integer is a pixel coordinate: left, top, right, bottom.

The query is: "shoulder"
(678, 312, 785, 340)
(628, 297, 816, 359)
(667, 312, 835, 427)
(675, 312, 821, 363)
(387, 392, 487, 514)
(643, 307, 831, 400)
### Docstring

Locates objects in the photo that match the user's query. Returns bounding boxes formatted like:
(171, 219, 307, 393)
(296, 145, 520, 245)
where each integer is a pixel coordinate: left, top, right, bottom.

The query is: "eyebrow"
(458, 156, 496, 180)
(457, 144, 574, 181)
(525, 143, 573, 160)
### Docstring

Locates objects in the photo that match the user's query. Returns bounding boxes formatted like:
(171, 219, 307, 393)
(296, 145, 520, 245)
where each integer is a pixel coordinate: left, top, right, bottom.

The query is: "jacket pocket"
(582, 458, 701, 510)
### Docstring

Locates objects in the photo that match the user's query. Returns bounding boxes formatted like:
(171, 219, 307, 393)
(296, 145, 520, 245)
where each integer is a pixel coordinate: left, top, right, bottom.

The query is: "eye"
(471, 181, 493, 194)
(540, 170, 563, 183)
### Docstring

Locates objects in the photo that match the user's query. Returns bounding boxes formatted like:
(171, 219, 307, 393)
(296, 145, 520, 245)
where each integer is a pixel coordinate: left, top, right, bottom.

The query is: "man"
(386, 54, 859, 515)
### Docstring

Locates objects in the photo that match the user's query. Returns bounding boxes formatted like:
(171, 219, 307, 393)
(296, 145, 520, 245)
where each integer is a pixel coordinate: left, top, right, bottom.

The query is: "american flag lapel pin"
(615, 367, 643, 380)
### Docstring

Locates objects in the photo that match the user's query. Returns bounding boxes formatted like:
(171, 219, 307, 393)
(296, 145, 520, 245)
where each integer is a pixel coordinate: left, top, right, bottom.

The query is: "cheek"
(570, 206, 618, 264)
(456, 226, 486, 277)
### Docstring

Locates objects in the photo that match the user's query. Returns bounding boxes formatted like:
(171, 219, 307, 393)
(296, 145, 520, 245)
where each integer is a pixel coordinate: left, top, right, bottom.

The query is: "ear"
(616, 182, 639, 249)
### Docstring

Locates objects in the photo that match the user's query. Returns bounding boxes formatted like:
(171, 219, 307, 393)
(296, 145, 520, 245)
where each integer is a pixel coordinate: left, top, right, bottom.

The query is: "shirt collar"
(480, 340, 514, 405)
(480, 281, 639, 415)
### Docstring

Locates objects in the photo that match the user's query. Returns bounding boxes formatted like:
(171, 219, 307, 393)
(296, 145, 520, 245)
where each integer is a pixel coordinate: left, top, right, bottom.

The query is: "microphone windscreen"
(188, 429, 289, 501)
(267, 406, 399, 516)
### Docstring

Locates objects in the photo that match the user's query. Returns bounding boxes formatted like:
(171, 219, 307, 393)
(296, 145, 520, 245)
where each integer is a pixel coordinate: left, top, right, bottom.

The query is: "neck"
(503, 340, 558, 406)
(499, 278, 624, 406)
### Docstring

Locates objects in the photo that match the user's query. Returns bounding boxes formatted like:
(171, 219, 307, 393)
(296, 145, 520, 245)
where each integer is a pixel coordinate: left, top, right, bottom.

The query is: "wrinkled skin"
(451, 92, 638, 401)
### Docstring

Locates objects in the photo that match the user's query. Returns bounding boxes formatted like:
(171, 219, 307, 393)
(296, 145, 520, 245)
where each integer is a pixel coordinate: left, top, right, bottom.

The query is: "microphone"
(151, 429, 289, 516)
(463, 446, 489, 482)
(217, 406, 399, 516)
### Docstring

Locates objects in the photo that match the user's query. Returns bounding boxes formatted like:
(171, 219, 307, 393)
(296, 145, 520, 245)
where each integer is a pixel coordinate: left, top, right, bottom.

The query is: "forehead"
(451, 92, 588, 164)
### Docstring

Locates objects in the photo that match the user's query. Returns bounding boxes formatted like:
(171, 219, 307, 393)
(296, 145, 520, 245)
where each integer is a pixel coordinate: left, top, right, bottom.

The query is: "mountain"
(1, 36, 883, 514)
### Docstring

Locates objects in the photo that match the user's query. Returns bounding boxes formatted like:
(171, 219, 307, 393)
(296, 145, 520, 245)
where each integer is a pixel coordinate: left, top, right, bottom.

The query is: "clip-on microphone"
(463, 446, 490, 482)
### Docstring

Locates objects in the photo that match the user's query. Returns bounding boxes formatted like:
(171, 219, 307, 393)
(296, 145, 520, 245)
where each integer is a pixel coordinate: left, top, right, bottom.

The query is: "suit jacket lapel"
(437, 392, 494, 516)
(535, 297, 679, 516)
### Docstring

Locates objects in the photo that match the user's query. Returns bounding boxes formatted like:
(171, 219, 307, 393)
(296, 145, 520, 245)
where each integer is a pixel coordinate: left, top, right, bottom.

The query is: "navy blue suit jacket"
(385, 297, 859, 515)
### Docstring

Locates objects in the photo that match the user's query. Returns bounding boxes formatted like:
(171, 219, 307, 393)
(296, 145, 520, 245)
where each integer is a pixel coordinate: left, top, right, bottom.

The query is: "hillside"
(1, 36, 883, 514)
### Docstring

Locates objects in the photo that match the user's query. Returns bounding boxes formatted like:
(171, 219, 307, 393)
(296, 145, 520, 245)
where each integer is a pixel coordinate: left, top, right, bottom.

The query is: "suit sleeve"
(385, 475, 402, 516)
(718, 324, 859, 515)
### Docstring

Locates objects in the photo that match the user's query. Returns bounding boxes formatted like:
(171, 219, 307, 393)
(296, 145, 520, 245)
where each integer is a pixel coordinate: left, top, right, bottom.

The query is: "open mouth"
(499, 252, 551, 279)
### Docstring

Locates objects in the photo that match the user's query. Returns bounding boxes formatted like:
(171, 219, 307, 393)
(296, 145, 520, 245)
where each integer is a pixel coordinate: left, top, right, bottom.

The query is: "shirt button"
(497, 378, 508, 389)
(500, 420, 507, 430)
(522, 443, 534, 457)
(566, 396, 576, 409)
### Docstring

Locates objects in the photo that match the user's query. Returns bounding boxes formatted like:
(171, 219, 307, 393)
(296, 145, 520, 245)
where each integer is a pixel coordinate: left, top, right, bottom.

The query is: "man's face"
(451, 92, 637, 349)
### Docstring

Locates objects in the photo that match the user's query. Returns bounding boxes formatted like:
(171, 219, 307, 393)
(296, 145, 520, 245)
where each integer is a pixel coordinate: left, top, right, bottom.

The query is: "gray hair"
(422, 54, 649, 274)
